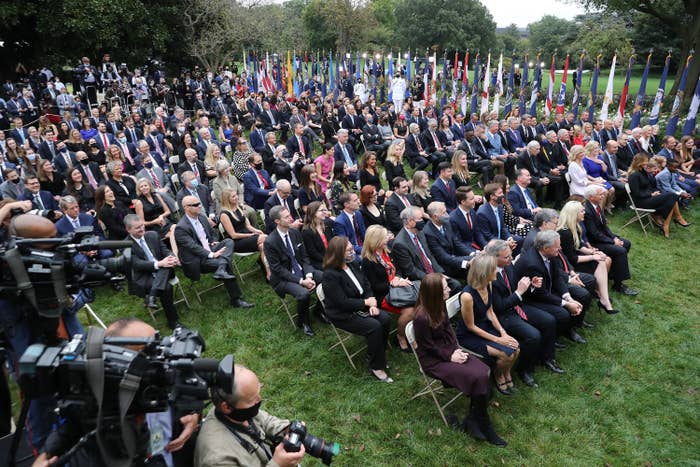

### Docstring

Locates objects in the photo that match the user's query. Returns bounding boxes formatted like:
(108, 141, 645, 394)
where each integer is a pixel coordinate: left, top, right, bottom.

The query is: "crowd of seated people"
(2, 57, 699, 459)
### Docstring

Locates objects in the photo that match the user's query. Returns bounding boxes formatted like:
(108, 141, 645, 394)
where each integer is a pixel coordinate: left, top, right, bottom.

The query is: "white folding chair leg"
(84, 304, 107, 329)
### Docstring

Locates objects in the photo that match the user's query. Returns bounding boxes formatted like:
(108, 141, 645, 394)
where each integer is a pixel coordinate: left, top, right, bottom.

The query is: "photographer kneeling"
(194, 364, 305, 467)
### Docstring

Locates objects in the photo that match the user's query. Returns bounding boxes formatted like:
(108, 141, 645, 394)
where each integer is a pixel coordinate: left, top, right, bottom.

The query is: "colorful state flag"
(544, 53, 556, 117)
(649, 52, 672, 126)
(555, 53, 570, 115)
(493, 53, 503, 115)
(503, 53, 515, 117)
(587, 54, 601, 123)
(666, 52, 694, 135)
(629, 51, 653, 129)
(571, 52, 585, 118)
(529, 54, 541, 116)
(599, 53, 617, 122)
(616, 54, 635, 121)
(519, 53, 529, 116)
(682, 76, 700, 136)
(470, 53, 480, 117)
(480, 53, 491, 116)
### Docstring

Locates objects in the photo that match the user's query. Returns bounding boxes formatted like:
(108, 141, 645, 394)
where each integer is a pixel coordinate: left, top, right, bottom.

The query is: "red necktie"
(415, 135, 423, 152)
(257, 171, 268, 188)
(352, 215, 363, 246)
(102, 134, 109, 149)
(431, 132, 440, 148)
(502, 271, 527, 320)
(595, 205, 603, 222)
(412, 235, 433, 273)
(149, 169, 161, 189)
(298, 137, 305, 156)
(558, 252, 569, 273)
(400, 195, 410, 208)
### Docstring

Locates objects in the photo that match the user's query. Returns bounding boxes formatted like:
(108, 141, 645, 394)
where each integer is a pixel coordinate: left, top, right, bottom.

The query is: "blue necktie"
(494, 207, 501, 238)
(285, 234, 303, 278)
(524, 188, 538, 209)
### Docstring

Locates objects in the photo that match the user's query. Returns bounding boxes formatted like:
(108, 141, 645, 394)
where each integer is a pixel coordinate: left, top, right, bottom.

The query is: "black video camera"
(283, 420, 340, 465)
(0, 227, 130, 320)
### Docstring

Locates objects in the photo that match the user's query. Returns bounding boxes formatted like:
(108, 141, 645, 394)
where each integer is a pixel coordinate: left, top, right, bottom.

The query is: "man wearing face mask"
(0, 168, 23, 199)
(194, 362, 305, 467)
(51, 140, 77, 177)
(177, 148, 207, 185)
(115, 130, 140, 171)
(74, 150, 105, 189)
(176, 171, 216, 226)
(242, 153, 275, 210)
(476, 183, 523, 254)
(423, 201, 474, 280)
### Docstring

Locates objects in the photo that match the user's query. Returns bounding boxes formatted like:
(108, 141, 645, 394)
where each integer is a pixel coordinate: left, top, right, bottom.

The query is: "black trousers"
(527, 301, 571, 337)
(275, 270, 323, 325)
(332, 310, 390, 371)
(499, 311, 540, 373)
(148, 267, 179, 326)
(594, 238, 631, 285)
(201, 239, 242, 301)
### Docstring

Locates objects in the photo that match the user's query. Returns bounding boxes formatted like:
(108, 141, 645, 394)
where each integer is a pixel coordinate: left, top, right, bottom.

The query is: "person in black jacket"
(322, 236, 392, 382)
(301, 201, 334, 270)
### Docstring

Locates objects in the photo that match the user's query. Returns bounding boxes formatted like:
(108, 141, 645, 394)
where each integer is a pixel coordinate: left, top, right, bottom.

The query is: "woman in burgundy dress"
(412, 273, 507, 446)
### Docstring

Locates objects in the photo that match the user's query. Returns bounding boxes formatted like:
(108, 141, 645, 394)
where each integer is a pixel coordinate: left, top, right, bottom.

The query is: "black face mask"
(11, 178, 20, 184)
(80, 158, 90, 165)
(228, 401, 261, 422)
(253, 163, 263, 170)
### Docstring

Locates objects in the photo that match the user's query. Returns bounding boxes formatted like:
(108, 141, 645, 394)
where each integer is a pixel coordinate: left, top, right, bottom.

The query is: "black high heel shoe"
(597, 300, 620, 315)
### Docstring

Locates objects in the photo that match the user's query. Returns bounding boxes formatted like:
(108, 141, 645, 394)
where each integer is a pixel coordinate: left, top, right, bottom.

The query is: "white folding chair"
(144, 276, 191, 323)
(406, 321, 463, 426)
(218, 223, 260, 283)
(446, 293, 485, 359)
(84, 303, 107, 329)
(317, 284, 366, 370)
(621, 183, 655, 235)
(171, 173, 181, 192)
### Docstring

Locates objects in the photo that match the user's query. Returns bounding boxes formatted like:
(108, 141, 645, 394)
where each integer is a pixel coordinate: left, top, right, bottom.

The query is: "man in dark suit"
(18, 176, 61, 215)
(55, 195, 113, 262)
(458, 128, 495, 185)
(178, 147, 207, 185)
(285, 123, 311, 162)
(174, 195, 253, 308)
(37, 128, 59, 162)
(423, 201, 473, 279)
(263, 179, 301, 233)
(74, 151, 104, 189)
(124, 117, 144, 145)
(51, 141, 76, 177)
(384, 176, 419, 234)
(249, 122, 267, 154)
(391, 205, 461, 294)
(176, 170, 216, 221)
(449, 186, 484, 251)
(340, 105, 364, 150)
(403, 123, 430, 171)
(362, 114, 389, 159)
(513, 230, 585, 347)
(516, 143, 553, 203)
(124, 214, 182, 328)
(507, 169, 542, 222)
(600, 140, 628, 200)
(260, 101, 288, 140)
(94, 122, 116, 153)
(242, 153, 275, 210)
(9, 117, 29, 146)
(506, 117, 526, 153)
(582, 185, 636, 295)
(475, 183, 522, 252)
(264, 206, 324, 337)
(485, 239, 562, 383)
(429, 162, 457, 211)
(333, 192, 366, 255)
(421, 119, 449, 178)
(333, 129, 360, 181)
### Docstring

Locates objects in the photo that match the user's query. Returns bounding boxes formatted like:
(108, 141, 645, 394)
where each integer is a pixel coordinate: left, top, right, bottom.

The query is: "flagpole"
(649, 51, 672, 126)
(666, 50, 695, 136)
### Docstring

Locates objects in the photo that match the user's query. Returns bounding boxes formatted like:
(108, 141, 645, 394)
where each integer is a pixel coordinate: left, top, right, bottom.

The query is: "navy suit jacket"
(249, 129, 266, 153)
(19, 189, 58, 211)
(429, 177, 457, 211)
(448, 207, 483, 252)
(55, 212, 105, 238)
(476, 203, 511, 246)
(333, 210, 366, 255)
(94, 132, 116, 152)
(422, 221, 471, 275)
(242, 168, 273, 209)
(507, 184, 537, 220)
(52, 150, 77, 175)
(333, 143, 357, 167)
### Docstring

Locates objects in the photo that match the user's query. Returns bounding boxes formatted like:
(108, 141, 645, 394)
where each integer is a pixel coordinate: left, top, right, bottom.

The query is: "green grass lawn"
(62, 201, 699, 466)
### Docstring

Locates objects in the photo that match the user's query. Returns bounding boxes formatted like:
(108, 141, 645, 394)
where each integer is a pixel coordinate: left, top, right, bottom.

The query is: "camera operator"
(194, 364, 305, 467)
(32, 318, 201, 467)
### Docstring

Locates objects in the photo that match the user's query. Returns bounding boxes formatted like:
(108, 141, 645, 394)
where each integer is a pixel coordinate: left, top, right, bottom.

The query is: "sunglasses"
(187, 202, 201, 207)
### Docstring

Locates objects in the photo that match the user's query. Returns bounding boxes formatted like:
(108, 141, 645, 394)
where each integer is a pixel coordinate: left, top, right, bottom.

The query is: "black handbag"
(387, 280, 421, 308)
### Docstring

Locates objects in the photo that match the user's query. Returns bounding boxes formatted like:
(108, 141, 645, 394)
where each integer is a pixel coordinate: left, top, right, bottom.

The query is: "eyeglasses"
(186, 202, 201, 207)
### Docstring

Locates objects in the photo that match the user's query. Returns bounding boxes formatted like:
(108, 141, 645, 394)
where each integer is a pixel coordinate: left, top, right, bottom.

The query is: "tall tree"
(527, 15, 579, 59)
(498, 24, 525, 53)
(573, 0, 699, 103)
(394, 0, 497, 53)
(571, 12, 634, 68)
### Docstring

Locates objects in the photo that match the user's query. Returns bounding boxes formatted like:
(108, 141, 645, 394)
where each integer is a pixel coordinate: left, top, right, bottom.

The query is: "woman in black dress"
(359, 185, 386, 228)
(219, 188, 270, 279)
(359, 151, 386, 202)
(37, 159, 65, 197)
(412, 273, 505, 445)
(298, 164, 325, 212)
(627, 154, 688, 238)
(321, 111, 339, 144)
(135, 177, 177, 253)
(457, 255, 519, 395)
(322, 236, 392, 383)
(383, 139, 407, 183)
(301, 201, 334, 270)
(96, 185, 136, 240)
(63, 167, 96, 213)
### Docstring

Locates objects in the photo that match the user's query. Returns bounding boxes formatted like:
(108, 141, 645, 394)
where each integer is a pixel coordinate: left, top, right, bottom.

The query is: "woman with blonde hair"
(581, 141, 614, 211)
(451, 150, 472, 189)
(677, 135, 700, 179)
(567, 145, 588, 197)
(457, 254, 519, 396)
(361, 224, 415, 351)
(203, 144, 222, 180)
(411, 170, 432, 210)
(135, 177, 178, 256)
(383, 138, 407, 183)
(219, 187, 270, 279)
(557, 201, 617, 314)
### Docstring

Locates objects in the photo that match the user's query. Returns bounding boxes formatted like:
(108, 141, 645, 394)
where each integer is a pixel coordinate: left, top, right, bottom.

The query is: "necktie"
(502, 271, 527, 320)
(153, 136, 162, 155)
(102, 134, 109, 150)
(298, 137, 305, 156)
(34, 193, 45, 209)
(444, 179, 451, 193)
(595, 205, 603, 222)
(523, 187, 537, 210)
(543, 258, 551, 275)
(193, 219, 211, 251)
(140, 238, 155, 263)
(284, 234, 303, 278)
(72, 218, 81, 230)
(400, 195, 410, 208)
(85, 166, 98, 189)
(558, 252, 569, 273)
(191, 163, 199, 178)
(256, 171, 268, 188)
(351, 214, 363, 246)
(268, 110, 276, 125)
(149, 169, 161, 189)
(608, 154, 618, 178)
(431, 132, 440, 148)
(415, 135, 423, 152)
(122, 144, 134, 165)
(412, 235, 434, 273)
(64, 153, 72, 168)
(341, 145, 352, 167)
(493, 207, 501, 237)
(131, 129, 137, 143)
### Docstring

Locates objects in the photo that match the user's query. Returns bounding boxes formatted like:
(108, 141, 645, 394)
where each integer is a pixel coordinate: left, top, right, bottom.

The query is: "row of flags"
(241, 49, 700, 136)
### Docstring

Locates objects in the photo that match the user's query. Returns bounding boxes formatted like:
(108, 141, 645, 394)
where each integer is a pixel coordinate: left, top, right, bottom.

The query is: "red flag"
(463, 51, 469, 87)
(453, 51, 459, 79)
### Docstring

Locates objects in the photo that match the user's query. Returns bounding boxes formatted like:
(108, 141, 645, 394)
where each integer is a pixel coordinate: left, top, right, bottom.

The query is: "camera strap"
(85, 326, 132, 467)
(213, 410, 273, 462)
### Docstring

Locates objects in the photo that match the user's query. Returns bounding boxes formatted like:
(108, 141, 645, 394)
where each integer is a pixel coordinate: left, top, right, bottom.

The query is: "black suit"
(403, 133, 429, 171)
(321, 264, 390, 370)
(422, 221, 471, 279)
(582, 200, 631, 286)
(177, 160, 207, 185)
(263, 194, 300, 233)
(128, 231, 179, 326)
(264, 228, 322, 326)
(492, 265, 557, 371)
(174, 214, 242, 301)
(513, 247, 572, 335)
(384, 193, 418, 234)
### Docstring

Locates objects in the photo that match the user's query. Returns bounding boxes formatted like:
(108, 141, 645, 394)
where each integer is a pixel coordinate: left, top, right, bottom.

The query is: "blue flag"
(571, 52, 584, 118)
(503, 54, 515, 117)
(587, 54, 601, 123)
(682, 76, 700, 136)
(666, 52, 694, 136)
(629, 51, 653, 130)
(649, 53, 671, 126)
(528, 55, 541, 116)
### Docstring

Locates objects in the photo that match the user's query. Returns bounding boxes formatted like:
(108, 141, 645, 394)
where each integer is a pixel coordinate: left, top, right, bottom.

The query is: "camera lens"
(303, 434, 340, 465)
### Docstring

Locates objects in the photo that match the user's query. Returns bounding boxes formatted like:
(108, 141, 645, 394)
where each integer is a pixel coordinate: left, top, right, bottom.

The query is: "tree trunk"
(666, 9, 700, 107)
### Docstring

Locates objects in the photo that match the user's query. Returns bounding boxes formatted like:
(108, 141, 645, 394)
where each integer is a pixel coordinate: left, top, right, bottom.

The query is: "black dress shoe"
(614, 283, 638, 296)
(168, 321, 183, 330)
(299, 323, 316, 337)
(518, 371, 539, 388)
(581, 320, 595, 328)
(567, 330, 587, 344)
(231, 299, 254, 309)
(543, 359, 565, 374)
(554, 341, 567, 349)
(145, 295, 158, 309)
(213, 270, 235, 280)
